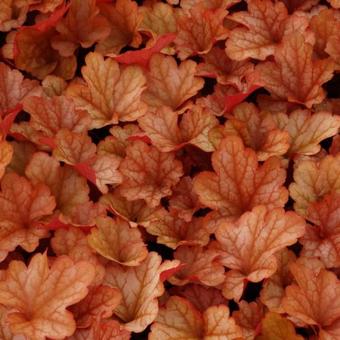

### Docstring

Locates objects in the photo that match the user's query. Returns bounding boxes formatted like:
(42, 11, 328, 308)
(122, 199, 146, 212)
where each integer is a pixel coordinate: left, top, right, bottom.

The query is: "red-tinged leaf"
(51, 0, 110, 57)
(168, 245, 225, 286)
(193, 136, 288, 219)
(70, 285, 122, 328)
(282, 259, 340, 332)
(289, 154, 340, 216)
(0, 173, 56, 262)
(180, 0, 240, 10)
(149, 296, 243, 339)
(29, 0, 65, 13)
(118, 141, 183, 208)
(0, 252, 95, 340)
(95, 0, 142, 56)
(0, 104, 21, 137)
(160, 263, 186, 282)
(215, 206, 305, 301)
(138, 105, 219, 152)
(115, 33, 177, 68)
(66, 52, 147, 128)
(74, 162, 97, 186)
(0, 141, 13, 180)
(104, 252, 179, 332)
(256, 33, 334, 108)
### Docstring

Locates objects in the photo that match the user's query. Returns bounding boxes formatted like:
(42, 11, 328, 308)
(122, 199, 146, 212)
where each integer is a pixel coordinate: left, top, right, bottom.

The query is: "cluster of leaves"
(0, 0, 339, 339)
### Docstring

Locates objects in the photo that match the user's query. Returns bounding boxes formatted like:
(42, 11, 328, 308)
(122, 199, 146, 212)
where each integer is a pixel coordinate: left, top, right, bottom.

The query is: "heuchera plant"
(0, 0, 339, 339)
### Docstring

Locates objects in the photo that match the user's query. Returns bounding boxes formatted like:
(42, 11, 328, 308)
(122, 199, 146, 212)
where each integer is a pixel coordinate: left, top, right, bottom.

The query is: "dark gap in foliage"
(88, 126, 111, 144)
(324, 73, 340, 98)
(147, 242, 173, 260)
(242, 281, 262, 302)
(200, 77, 217, 97)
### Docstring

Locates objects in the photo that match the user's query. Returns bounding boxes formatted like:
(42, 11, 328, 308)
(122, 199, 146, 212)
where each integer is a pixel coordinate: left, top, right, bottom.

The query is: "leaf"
(168, 245, 225, 286)
(256, 312, 303, 340)
(301, 193, 340, 268)
(70, 285, 122, 328)
(256, 33, 334, 108)
(225, 0, 310, 61)
(29, 0, 64, 13)
(142, 53, 204, 111)
(0, 141, 13, 180)
(260, 249, 296, 313)
(95, 0, 142, 55)
(118, 140, 183, 208)
(283, 110, 340, 156)
(289, 154, 340, 216)
(215, 206, 305, 300)
(145, 209, 211, 249)
(0, 0, 28, 32)
(193, 136, 288, 219)
(0, 173, 55, 262)
(88, 216, 148, 266)
(0, 252, 95, 340)
(51, 0, 110, 57)
(197, 46, 256, 89)
(233, 301, 264, 340)
(149, 296, 242, 339)
(175, 6, 228, 60)
(170, 284, 227, 312)
(0, 62, 39, 116)
(221, 102, 290, 161)
(282, 259, 340, 331)
(67, 52, 147, 128)
(139, 105, 218, 152)
(104, 252, 180, 332)
(51, 227, 106, 285)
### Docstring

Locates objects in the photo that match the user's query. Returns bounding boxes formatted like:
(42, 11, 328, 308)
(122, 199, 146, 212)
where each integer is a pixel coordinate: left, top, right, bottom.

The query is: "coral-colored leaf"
(215, 206, 305, 300)
(0, 141, 13, 180)
(257, 33, 334, 108)
(104, 252, 179, 332)
(118, 141, 183, 208)
(88, 216, 148, 266)
(256, 312, 303, 340)
(142, 53, 204, 111)
(67, 52, 147, 128)
(169, 245, 225, 286)
(175, 6, 228, 60)
(95, 0, 142, 55)
(139, 105, 218, 152)
(282, 259, 340, 332)
(149, 296, 242, 339)
(193, 136, 288, 219)
(0, 252, 95, 340)
(0, 173, 55, 262)
(70, 285, 122, 328)
(29, 0, 64, 13)
(289, 154, 340, 216)
(51, 0, 110, 57)
(0, 0, 28, 32)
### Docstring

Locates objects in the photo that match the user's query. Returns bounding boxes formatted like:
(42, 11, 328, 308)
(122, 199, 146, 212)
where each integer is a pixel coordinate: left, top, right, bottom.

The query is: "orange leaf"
(149, 296, 242, 339)
(51, 227, 106, 285)
(104, 252, 180, 332)
(169, 245, 225, 286)
(175, 6, 228, 60)
(193, 136, 288, 219)
(256, 33, 334, 108)
(256, 312, 303, 340)
(289, 154, 340, 216)
(0, 0, 28, 32)
(0, 62, 39, 117)
(88, 216, 148, 266)
(225, 0, 310, 61)
(67, 52, 147, 128)
(29, 0, 64, 13)
(118, 141, 183, 208)
(260, 248, 296, 313)
(70, 285, 122, 328)
(0, 141, 13, 180)
(51, 0, 110, 57)
(282, 260, 340, 332)
(0, 173, 55, 262)
(95, 0, 142, 55)
(215, 206, 305, 300)
(233, 300, 264, 340)
(221, 102, 290, 160)
(0, 252, 95, 339)
(170, 284, 227, 312)
(142, 53, 204, 111)
(301, 193, 340, 268)
(139, 105, 218, 152)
